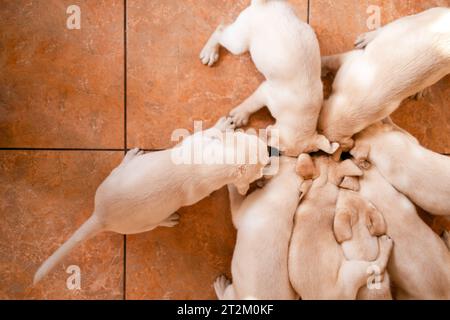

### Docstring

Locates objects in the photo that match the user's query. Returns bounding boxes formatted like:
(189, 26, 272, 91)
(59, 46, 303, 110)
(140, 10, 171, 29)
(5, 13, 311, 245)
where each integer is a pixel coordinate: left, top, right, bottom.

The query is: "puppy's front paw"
(214, 116, 236, 131)
(200, 43, 219, 67)
(354, 30, 377, 49)
(229, 107, 250, 127)
(159, 213, 180, 228)
(214, 275, 231, 299)
(410, 88, 429, 101)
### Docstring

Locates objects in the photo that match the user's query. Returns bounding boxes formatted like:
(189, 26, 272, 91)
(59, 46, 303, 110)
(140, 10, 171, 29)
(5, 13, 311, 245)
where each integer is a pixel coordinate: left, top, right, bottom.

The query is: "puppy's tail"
(33, 215, 103, 285)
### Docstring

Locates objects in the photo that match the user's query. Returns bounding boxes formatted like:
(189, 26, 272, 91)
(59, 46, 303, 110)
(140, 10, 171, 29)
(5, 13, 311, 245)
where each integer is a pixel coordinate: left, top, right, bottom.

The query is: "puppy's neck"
(194, 162, 247, 185)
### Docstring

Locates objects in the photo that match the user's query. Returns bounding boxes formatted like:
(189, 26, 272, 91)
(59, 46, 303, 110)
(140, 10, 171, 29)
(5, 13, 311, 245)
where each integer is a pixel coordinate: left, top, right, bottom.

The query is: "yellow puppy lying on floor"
(200, 0, 337, 155)
(351, 122, 450, 216)
(288, 154, 393, 299)
(359, 166, 450, 299)
(34, 117, 269, 284)
(214, 155, 312, 300)
(319, 7, 450, 149)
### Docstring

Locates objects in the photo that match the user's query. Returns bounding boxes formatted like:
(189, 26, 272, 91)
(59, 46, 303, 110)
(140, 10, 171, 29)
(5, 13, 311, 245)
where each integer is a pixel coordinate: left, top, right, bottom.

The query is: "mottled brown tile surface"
(391, 75, 450, 154)
(311, 0, 450, 153)
(1, 0, 449, 301)
(127, 0, 308, 150)
(0, 0, 124, 148)
(0, 151, 124, 299)
(126, 188, 236, 300)
(417, 207, 450, 236)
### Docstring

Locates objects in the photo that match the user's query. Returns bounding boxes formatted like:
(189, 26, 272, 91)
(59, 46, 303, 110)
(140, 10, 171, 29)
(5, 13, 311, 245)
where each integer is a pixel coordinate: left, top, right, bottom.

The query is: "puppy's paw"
(354, 30, 378, 49)
(214, 275, 231, 299)
(214, 116, 236, 131)
(356, 159, 371, 170)
(123, 148, 144, 163)
(410, 88, 429, 101)
(229, 107, 250, 127)
(378, 235, 394, 253)
(200, 43, 219, 67)
(159, 213, 180, 228)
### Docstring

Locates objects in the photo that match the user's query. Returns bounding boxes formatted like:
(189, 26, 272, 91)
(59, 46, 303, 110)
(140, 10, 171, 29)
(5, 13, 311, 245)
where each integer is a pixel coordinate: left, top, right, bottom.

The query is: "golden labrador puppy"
(351, 122, 450, 216)
(319, 7, 450, 149)
(214, 155, 312, 300)
(288, 154, 393, 299)
(34, 117, 269, 284)
(358, 166, 450, 299)
(201, 0, 337, 155)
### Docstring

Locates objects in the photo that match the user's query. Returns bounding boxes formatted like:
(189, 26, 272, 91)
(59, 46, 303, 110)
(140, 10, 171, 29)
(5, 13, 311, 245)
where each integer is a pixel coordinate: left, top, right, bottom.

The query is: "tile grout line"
(307, 0, 310, 24)
(0, 147, 165, 152)
(123, 0, 128, 301)
(0, 147, 125, 151)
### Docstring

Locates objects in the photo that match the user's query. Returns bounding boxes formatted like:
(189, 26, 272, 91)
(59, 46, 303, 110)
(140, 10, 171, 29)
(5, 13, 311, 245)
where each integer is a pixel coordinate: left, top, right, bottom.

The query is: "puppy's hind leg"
(382, 117, 419, 144)
(200, 10, 251, 66)
(213, 116, 236, 131)
(409, 87, 430, 101)
(321, 50, 361, 76)
(158, 213, 180, 228)
(354, 29, 382, 49)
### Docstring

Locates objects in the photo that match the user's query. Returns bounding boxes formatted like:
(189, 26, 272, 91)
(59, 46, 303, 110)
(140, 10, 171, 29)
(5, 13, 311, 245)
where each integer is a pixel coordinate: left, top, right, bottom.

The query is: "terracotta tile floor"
(0, 0, 448, 299)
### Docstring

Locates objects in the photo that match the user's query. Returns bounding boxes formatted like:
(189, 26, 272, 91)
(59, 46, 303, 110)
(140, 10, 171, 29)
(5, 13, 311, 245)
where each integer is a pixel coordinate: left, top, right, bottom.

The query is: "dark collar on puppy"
(267, 146, 281, 157)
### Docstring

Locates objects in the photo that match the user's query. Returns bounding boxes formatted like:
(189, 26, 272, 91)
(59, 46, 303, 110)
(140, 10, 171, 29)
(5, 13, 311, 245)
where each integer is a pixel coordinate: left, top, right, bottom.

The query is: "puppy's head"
(318, 95, 354, 149)
(229, 131, 270, 195)
(334, 190, 386, 261)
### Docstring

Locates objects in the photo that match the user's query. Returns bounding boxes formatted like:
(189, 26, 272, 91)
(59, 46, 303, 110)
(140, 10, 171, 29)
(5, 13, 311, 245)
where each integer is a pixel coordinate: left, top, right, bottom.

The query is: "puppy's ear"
(339, 176, 360, 191)
(331, 147, 343, 162)
(334, 208, 353, 243)
(367, 204, 386, 236)
(350, 142, 371, 169)
(296, 153, 318, 180)
(298, 180, 313, 202)
(315, 134, 340, 154)
(335, 159, 363, 181)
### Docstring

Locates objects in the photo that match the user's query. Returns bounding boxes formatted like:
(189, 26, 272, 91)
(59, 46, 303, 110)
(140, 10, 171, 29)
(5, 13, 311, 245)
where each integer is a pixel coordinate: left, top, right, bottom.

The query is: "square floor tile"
(0, 151, 124, 299)
(125, 188, 236, 299)
(0, 0, 124, 148)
